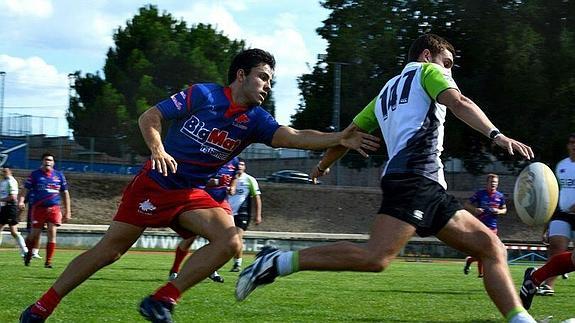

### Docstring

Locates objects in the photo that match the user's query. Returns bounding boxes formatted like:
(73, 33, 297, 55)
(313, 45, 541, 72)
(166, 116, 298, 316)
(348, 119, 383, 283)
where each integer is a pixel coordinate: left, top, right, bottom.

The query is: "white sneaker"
(235, 246, 281, 301)
(32, 253, 42, 259)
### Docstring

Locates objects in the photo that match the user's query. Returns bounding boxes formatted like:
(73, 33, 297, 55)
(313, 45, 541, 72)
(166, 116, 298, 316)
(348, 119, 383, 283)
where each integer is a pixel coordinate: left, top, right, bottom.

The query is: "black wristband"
(317, 165, 326, 172)
(489, 129, 501, 140)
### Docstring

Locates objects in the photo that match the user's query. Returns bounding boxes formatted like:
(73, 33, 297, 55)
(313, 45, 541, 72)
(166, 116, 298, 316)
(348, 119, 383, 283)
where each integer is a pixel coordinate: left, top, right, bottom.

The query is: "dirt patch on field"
(12, 171, 543, 242)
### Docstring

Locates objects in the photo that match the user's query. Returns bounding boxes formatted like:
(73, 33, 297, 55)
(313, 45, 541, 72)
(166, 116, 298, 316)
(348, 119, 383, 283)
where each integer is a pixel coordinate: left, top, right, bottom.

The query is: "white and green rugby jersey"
(228, 173, 261, 215)
(353, 62, 458, 189)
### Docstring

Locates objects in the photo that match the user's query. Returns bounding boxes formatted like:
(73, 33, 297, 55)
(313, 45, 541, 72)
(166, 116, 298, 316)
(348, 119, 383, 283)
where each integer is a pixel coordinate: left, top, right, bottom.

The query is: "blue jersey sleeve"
(59, 172, 68, 191)
(251, 107, 280, 146)
(468, 191, 479, 204)
(498, 192, 506, 207)
(156, 85, 204, 120)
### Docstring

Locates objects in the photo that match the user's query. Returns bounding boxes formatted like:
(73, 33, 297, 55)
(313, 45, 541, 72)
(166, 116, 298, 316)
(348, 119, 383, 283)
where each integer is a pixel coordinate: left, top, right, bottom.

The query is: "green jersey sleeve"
(352, 96, 379, 133)
(421, 63, 458, 100)
(247, 175, 261, 197)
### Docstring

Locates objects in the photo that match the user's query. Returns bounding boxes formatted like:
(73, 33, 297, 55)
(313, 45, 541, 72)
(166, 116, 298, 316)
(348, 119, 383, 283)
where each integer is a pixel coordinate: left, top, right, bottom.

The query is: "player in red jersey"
(20, 48, 379, 323)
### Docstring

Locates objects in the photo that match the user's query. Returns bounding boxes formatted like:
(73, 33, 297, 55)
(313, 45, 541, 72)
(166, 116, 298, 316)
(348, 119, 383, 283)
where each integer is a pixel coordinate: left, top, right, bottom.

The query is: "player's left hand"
(310, 164, 330, 184)
(493, 135, 534, 160)
(339, 127, 380, 158)
(255, 216, 262, 225)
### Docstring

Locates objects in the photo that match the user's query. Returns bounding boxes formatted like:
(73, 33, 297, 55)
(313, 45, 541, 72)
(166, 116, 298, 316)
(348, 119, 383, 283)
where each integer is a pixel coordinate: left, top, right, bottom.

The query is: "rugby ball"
(513, 162, 559, 226)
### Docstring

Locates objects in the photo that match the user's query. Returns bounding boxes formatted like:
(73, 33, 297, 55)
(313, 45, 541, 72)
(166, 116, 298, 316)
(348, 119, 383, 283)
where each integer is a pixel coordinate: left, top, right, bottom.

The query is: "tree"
(67, 5, 275, 157)
(294, 0, 575, 172)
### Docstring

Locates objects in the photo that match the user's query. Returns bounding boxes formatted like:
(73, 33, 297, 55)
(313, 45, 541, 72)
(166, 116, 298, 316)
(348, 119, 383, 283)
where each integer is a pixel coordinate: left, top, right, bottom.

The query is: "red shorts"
(113, 170, 231, 238)
(31, 205, 62, 228)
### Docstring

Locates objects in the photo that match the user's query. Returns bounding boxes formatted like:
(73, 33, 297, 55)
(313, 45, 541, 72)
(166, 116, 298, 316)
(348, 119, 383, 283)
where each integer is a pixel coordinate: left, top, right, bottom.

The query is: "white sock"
(508, 311, 536, 323)
(277, 251, 297, 277)
(235, 258, 242, 266)
(15, 233, 28, 254)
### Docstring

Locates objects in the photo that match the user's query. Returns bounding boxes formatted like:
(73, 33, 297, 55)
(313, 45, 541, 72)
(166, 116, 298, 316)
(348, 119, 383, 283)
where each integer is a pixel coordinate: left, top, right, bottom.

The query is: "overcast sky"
(0, 0, 329, 136)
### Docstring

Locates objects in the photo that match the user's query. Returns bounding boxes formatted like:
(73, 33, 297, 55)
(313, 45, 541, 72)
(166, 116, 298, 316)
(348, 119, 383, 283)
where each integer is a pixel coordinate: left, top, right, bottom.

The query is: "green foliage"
(2, 249, 573, 321)
(294, 0, 575, 171)
(66, 5, 251, 157)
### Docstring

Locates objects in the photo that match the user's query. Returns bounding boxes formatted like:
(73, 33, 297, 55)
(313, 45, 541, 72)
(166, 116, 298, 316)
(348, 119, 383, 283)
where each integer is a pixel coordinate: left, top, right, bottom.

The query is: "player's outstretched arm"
(139, 106, 178, 176)
(310, 123, 373, 183)
(271, 125, 380, 156)
(438, 89, 534, 160)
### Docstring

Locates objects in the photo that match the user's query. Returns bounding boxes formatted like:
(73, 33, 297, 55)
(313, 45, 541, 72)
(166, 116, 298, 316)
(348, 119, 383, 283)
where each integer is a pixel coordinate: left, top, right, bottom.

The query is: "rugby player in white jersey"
(235, 34, 537, 323)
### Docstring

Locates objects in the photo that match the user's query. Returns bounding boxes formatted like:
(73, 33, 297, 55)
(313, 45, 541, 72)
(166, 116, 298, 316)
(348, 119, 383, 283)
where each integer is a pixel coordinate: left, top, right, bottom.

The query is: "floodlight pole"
(317, 55, 352, 186)
(0, 71, 5, 136)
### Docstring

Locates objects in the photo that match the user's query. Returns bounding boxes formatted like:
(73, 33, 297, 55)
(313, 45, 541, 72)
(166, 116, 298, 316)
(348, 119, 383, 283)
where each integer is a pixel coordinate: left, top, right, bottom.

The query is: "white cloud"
(1, 0, 53, 18)
(0, 54, 68, 107)
(175, 3, 243, 40)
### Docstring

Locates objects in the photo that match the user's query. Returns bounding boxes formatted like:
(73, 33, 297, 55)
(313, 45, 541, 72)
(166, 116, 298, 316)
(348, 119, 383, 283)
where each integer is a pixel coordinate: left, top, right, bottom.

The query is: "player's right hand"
(339, 126, 380, 158)
(151, 150, 178, 176)
(493, 135, 534, 160)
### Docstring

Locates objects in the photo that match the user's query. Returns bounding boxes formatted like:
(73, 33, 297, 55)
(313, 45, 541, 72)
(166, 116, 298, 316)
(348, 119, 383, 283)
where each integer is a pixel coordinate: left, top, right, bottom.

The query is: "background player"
(228, 158, 262, 272)
(463, 173, 507, 277)
(19, 153, 71, 268)
(0, 165, 28, 257)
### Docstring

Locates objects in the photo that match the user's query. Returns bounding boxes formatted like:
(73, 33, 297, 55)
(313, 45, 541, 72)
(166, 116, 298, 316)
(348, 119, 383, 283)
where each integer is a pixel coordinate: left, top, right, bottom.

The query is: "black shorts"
(234, 212, 251, 231)
(550, 210, 575, 227)
(0, 204, 20, 226)
(378, 174, 462, 237)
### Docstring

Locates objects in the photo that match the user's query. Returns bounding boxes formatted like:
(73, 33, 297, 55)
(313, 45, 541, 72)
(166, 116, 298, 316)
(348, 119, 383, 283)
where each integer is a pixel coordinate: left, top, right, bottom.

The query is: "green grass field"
(0, 249, 572, 322)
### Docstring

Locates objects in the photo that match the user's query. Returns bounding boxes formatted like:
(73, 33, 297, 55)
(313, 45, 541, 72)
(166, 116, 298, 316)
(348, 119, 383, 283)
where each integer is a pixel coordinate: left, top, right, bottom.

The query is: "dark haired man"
(19, 153, 71, 269)
(20, 48, 380, 323)
(236, 35, 536, 323)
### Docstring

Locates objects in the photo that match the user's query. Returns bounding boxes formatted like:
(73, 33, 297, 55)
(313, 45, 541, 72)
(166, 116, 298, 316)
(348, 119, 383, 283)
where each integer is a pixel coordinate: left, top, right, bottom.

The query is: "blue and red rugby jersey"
(468, 189, 506, 230)
(24, 169, 68, 208)
(151, 83, 280, 190)
(206, 157, 240, 202)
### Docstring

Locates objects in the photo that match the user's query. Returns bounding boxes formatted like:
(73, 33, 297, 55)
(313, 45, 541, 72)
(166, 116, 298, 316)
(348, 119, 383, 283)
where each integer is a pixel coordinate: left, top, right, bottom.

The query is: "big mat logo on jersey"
(181, 115, 242, 154)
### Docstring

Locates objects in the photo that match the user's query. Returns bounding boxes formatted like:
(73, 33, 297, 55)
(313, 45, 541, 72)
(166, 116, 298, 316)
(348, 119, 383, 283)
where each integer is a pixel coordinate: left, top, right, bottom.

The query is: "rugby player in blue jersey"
(19, 48, 380, 323)
(463, 173, 507, 278)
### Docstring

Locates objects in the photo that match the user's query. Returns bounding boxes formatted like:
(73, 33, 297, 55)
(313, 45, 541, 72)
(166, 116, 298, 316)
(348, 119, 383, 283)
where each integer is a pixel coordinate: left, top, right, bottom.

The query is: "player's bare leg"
(235, 214, 415, 301)
(169, 207, 241, 291)
(24, 227, 43, 266)
(436, 210, 530, 320)
(231, 227, 246, 271)
(140, 208, 240, 321)
(20, 221, 145, 321)
(53, 221, 145, 296)
(298, 215, 414, 271)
